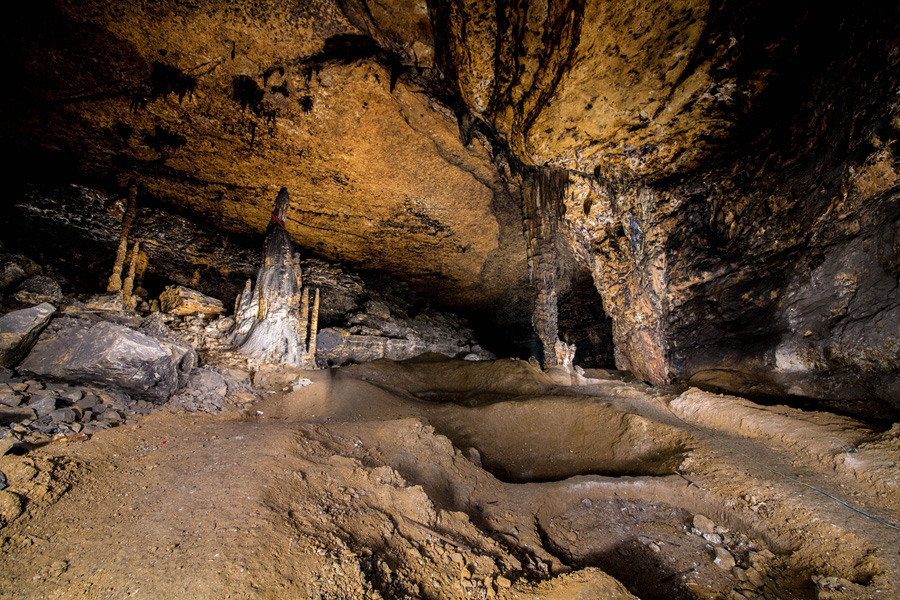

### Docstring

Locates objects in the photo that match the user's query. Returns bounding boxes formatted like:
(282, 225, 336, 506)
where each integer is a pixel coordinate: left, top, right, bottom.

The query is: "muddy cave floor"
(0, 354, 899, 600)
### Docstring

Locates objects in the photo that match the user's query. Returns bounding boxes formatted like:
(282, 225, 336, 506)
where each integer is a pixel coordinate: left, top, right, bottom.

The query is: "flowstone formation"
(522, 167, 573, 367)
(233, 188, 318, 367)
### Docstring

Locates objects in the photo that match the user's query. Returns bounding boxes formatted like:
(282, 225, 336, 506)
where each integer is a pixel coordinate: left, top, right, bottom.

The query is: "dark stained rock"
(13, 277, 62, 305)
(26, 394, 58, 417)
(0, 303, 56, 367)
(18, 317, 195, 403)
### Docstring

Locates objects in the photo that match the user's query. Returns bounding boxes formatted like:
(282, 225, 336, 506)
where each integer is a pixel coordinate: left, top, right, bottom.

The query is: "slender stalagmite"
(107, 186, 138, 292)
(307, 287, 320, 367)
(299, 286, 310, 347)
(122, 242, 140, 309)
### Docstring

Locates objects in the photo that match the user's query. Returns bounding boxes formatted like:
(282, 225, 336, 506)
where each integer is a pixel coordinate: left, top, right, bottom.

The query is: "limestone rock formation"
(294, 259, 492, 366)
(0, 303, 56, 368)
(233, 188, 308, 366)
(18, 318, 195, 403)
(159, 285, 226, 317)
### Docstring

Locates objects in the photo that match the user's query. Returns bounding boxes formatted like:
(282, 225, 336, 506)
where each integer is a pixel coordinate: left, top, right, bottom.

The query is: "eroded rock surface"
(18, 318, 195, 403)
(0, 304, 56, 368)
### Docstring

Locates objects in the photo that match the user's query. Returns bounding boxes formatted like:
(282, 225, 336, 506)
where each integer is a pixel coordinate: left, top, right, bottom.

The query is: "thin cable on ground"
(656, 397, 900, 532)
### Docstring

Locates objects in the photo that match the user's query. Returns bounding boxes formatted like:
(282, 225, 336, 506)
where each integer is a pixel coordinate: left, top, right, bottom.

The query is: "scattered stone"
(713, 546, 736, 570)
(13, 276, 63, 305)
(745, 566, 766, 587)
(0, 303, 56, 367)
(57, 389, 82, 403)
(84, 292, 124, 312)
(0, 389, 23, 407)
(693, 514, 716, 535)
(26, 394, 59, 417)
(75, 394, 100, 411)
(188, 369, 228, 396)
(159, 285, 225, 317)
(48, 560, 68, 578)
(495, 575, 511, 588)
(49, 407, 78, 423)
(0, 489, 23, 523)
(702, 532, 723, 544)
(18, 318, 195, 403)
(0, 261, 27, 290)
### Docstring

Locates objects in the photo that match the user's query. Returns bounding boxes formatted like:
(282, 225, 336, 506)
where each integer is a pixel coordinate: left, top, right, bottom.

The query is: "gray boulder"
(18, 318, 195, 403)
(0, 303, 56, 367)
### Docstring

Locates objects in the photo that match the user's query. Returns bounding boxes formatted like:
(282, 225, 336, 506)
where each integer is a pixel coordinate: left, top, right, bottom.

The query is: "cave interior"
(1, 1, 899, 599)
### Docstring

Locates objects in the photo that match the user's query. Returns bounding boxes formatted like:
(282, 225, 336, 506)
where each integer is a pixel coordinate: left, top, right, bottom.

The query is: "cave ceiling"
(4, 0, 900, 402)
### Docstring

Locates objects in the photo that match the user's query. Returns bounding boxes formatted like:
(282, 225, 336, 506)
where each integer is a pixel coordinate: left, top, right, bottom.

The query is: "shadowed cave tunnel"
(1, 1, 899, 599)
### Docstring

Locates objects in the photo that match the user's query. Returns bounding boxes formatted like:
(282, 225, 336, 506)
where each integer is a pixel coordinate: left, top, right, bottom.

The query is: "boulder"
(13, 276, 62, 305)
(0, 261, 26, 290)
(0, 303, 56, 367)
(18, 317, 195, 403)
(159, 285, 225, 317)
(84, 292, 124, 312)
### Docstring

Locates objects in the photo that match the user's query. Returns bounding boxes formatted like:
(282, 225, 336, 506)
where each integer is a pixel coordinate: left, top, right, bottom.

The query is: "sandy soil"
(1, 355, 898, 599)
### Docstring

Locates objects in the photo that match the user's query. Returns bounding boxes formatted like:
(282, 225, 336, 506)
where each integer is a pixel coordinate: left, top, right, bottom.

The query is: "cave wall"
(5, 0, 897, 399)
(563, 6, 900, 403)
(428, 0, 900, 403)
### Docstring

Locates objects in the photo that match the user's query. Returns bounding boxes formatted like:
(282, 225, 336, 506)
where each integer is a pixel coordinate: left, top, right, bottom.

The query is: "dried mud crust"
(0, 358, 898, 600)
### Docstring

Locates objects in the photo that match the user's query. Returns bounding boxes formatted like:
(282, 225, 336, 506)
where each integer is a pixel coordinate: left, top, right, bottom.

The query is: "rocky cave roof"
(3, 0, 899, 404)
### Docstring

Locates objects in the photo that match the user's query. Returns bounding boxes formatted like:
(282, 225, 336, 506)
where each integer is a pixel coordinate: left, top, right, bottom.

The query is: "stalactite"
(299, 286, 310, 347)
(106, 186, 138, 292)
(522, 167, 569, 367)
(307, 287, 320, 368)
(122, 241, 140, 310)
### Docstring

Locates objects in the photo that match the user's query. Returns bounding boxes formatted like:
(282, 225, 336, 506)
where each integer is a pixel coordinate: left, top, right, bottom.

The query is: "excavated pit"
(425, 396, 691, 483)
(342, 358, 692, 483)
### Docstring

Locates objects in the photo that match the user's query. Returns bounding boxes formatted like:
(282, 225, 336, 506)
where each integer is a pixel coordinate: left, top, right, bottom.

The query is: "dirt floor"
(1, 354, 898, 599)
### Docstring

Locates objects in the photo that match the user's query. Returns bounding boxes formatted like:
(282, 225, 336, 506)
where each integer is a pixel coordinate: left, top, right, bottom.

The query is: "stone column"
(522, 168, 569, 367)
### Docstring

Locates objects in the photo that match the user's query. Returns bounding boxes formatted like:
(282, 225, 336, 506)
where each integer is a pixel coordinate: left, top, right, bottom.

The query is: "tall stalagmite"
(233, 188, 306, 365)
(307, 288, 320, 368)
(106, 187, 138, 292)
(523, 168, 570, 366)
(122, 242, 140, 310)
(299, 286, 310, 348)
